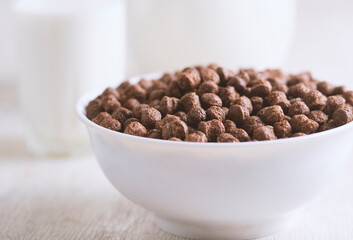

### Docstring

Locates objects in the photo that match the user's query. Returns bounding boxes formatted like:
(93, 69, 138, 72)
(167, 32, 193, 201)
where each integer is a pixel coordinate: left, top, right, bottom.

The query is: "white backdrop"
(286, 0, 353, 87)
(0, 0, 17, 81)
(1, 0, 353, 86)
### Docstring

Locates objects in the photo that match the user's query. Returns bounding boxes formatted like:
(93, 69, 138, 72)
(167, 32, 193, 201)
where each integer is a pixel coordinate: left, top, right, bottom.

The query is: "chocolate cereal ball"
(141, 107, 162, 128)
(317, 81, 334, 96)
(139, 78, 153, 90)
(86, 98, 102, 120)
(198, 81, 219, 95)
(169, 137, 182, 141)
(123, 118, 139, 129)
(159, 73, 175, 84)
(290, 114, 319, 134)
(187, 106, 207, 126)
(176, 111, 188, 123)
(344, 91, 353, 105)
(198, 120, 225, 142)
(102, 87, 120, 100)
(308, 110, 328, 125)
(228, 127, 250, 142)
(253, 125, 277, 141)
(273, 120, 292, 138)
(333, 86, 346, 95)
(185, 131, 208, 142)
(117, 81, 130, 92)
(124, 122, 147, 136)
(303, 90, 327, 110)
(198, 67, 220, 84)
(269, 78, 288, 93)
(242, 116, 264, 136)
(288, 83, 310, 98)
(333, 107, 353, 126)
(250, 80, 272, 97)
(147, 129, 162, 139)
(257, 105, 284, 125)
(177, 67, 201, 91)
(228, 105, 250, 125)
(100, 118, 122, 132)
(319, 119, 336, 132)
(250, 96, 264, 114)
(216, 67, 235, 84)
(266, 91, 290, 111)
(291, 132, 307, 138)
(223, 120, 237, 132)
(217, 133, 239, 143)
(148, 89, 166, 102)
(218, 86, 238, 107)
(100, 94, 121, 113)
(88, 65, 353, 142)
(159, 96, 181, 115)
(149, 99, 160, 110)
(188, 126, 197, 134)
(166, 80, 182, 98)
(150, 79, 167, 91)
(222, 107, 229, 118)
(162, 120, 188, 140)
(125, 84, 146, 101)
(181, 92, 201, 112)
(92, 112, 111, 124)
(132, 104, 150, 119)
(324, 95, 346, 116)
(201, 93, 223, 109)
(287, 72, 312, 88)
(288, 100, 310, 117)
(112, 107, 132, 124)
(232, 96, 253, 113)
(206, 106, 226, 121)
(124, 98, 140, 110)
(156, 114, 180, 130)
(227, 76, 247, 93)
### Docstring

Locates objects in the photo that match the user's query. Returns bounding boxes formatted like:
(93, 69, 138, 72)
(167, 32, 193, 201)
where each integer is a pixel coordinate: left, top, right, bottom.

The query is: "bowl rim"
(76, 72, 353, 148)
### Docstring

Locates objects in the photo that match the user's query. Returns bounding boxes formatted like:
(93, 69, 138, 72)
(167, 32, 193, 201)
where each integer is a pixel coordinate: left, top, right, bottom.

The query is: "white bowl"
(77, 73, 353, 240)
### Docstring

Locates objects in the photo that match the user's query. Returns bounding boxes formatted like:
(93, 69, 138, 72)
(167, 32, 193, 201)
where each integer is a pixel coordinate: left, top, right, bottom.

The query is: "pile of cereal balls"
(86, 64, 353, 142)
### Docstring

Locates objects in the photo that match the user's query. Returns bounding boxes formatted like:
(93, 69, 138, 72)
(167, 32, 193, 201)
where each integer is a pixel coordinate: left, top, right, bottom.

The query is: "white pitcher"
(127, 0, 296, 75)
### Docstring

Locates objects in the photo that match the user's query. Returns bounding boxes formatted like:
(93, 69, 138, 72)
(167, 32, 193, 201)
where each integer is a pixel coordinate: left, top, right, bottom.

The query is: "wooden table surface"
(1, 84, 353, 240)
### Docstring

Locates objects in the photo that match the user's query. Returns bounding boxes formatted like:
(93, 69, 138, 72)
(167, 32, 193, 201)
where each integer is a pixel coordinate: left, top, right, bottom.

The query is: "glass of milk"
(13, 0, 126, 156)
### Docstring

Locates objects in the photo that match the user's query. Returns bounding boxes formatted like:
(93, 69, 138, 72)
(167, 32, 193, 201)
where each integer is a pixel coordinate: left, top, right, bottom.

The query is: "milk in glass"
(13, 0, 126, 155)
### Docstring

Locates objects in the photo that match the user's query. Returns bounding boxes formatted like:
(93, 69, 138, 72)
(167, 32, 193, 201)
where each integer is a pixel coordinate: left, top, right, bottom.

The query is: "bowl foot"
(155, 212, 298, 240)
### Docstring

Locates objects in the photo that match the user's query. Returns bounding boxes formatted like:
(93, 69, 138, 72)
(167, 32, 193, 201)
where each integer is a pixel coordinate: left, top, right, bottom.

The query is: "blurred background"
(0, 0, 353, 155)
(1, 1, 353, 239)
(1, 0, 353, 84)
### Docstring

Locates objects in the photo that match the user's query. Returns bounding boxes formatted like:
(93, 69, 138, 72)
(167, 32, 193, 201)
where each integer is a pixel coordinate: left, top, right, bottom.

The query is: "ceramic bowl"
(76, 73, 353, 240)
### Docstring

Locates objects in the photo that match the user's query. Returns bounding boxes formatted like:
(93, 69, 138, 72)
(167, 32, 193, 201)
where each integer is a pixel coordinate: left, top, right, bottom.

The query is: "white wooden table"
(1, 85, 353, 240)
